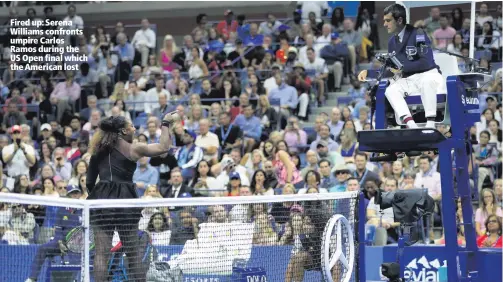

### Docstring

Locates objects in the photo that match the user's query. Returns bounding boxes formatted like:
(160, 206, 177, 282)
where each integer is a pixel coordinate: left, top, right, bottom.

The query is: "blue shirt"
(233, 114, 262, 140)
(237, 24, 251, 40)
(133, 165, 159, 196)
(114, 43, 135, 62)
(327, 120, 344, 138)
(268, 83, 299, 109)
(54, 207, 82, 242)
(243, 34, 264, 46)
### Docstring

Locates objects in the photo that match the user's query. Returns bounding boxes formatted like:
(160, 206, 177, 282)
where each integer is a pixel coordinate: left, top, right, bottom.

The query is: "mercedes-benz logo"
(321, 214, 355, 282)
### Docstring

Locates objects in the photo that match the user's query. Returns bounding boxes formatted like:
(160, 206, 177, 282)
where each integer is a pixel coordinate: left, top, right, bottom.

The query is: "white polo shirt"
(195, 132, 220, 161)
(302, 57, 329, 77)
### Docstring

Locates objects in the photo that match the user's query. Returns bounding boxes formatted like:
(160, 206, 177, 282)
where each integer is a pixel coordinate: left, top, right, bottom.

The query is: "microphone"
(416, 28, 428, 54)
(370, 153, 398, 162)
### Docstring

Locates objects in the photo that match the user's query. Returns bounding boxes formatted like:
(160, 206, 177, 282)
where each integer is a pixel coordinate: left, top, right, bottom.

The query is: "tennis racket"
(64, 226, 95, 253)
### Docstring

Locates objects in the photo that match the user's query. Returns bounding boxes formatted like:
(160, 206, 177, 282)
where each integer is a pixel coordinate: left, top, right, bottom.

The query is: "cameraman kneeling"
(358, 4, 445, 129)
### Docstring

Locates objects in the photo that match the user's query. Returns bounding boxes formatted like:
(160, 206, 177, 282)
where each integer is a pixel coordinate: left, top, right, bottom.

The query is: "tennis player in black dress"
(86, 113, 176, 281)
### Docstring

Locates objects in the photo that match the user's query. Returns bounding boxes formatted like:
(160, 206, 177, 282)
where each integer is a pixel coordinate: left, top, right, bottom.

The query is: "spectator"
(150, 93, 169, 122)
(433, 14, 457, 49)
(263, 64, 282, 94)
(451, 8, 464, 31)
(316, 23, 332, 49)
(259, 13, 283, 40)
(133, 156, 159, 197)
(310, 124, 338, 152)
(158, 35, 177, 73)
(329, 163, 351, 192)
(7, 204, 36, 241)
(114, 32, 135, 66)
(125, 66, 147, 90)
(300, 150, 318, 179)
(2, 125, 36, 177)
(330, 7, 345, 33)
(367, 178, 400, 240)
(283, 116, 307, 154)
(131, 19, 156, 68)
(161, 170, 192, 201)
(424, 7, 441, 34)
(76, 62, 99, 88)
(3, 87, 27, 114)
(52, 147, 72, 181)
(62, 5, 84, 47)
(189, 160, 224, 197)
(355, 6, 380, 59)
(233, 104, 262, 152)
(80, 95, 104, 121)
(192, 13, 209, 40)
(268, 73, 299, 119)
(476, 3, 494, 27)
(82, 110, 101, 134)
(477, 21, 500, 50)
(126, 81, 147, 115)
(414, 155, 442, 201)
(302, 47, 329, 104)
(216, 10, 238, 41)
(447, 33, 465, 56)
(174, 130, 203, 179)
(340, 19, 361, 73)
(352, 152, 379, 186)
(144, 76, 170, 115)
(474, 131, 499, 192)
(475, 188, 503, 236)
(243, 23, 264, 47)
(50, 71, 81, 112)
(2, 98, 27, 132)
(170, 210, 198, 245)
(477, 215, 502, 248)
(459, 18, 471, 43)
(195, 119, 220, 162)
(199, 79, 223, 107)
(320, 32, 348, 91)
(286, 10, 303, 40)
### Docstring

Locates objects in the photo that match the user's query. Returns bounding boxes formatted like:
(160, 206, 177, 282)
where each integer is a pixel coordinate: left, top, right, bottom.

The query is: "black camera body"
(374, 188, 435, 224)
(375, 51, 403, 71)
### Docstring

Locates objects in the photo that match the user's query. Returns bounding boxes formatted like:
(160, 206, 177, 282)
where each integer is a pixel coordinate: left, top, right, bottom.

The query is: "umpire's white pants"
(385, 69, 445, 120)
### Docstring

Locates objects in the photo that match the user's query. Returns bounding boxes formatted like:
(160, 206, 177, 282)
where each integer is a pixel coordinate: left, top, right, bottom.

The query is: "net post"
(357, 192, 366, 282)
(83, 202, 91, 282)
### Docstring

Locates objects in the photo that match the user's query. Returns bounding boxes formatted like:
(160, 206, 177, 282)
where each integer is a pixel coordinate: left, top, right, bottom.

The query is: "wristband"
(161, 120, 171, 127)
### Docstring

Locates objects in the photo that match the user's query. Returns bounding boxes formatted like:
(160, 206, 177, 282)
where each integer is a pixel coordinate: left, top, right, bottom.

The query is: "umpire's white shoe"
(25, 279, 36, 282)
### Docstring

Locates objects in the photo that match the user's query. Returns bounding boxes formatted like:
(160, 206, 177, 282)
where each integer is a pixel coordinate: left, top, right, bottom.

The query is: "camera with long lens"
(375, 51, 403, 71)
(375, 188, 435, 281)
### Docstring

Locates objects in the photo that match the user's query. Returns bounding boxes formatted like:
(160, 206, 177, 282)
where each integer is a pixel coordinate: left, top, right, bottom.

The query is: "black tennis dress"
(86, 147, 140, 231)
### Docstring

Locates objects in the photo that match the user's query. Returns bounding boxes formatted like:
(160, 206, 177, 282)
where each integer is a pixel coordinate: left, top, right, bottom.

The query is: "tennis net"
(0, 191, 361, 282)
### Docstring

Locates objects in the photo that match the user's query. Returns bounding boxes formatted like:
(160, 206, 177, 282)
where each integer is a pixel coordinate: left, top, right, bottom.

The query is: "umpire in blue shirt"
(358, 4, 445, 129)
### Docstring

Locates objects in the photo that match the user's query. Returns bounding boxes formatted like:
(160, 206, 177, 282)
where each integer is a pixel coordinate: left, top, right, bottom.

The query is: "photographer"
(358, 4, 445, 129)
(2, 125, 36, 177)
(216, 63, 241, 98)
(51, 147, 73, 181)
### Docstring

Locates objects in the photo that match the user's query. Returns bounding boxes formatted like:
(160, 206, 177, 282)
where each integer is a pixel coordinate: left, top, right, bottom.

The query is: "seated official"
(358, 3, 445, 129)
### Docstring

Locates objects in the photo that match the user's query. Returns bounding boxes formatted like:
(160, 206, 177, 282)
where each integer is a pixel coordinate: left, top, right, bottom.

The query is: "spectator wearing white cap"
(130, 18, 156, 67)
(2, 125, 36, 177)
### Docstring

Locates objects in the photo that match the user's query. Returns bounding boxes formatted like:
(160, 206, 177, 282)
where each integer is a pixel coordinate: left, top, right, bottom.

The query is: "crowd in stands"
(0, 1, 501, 258)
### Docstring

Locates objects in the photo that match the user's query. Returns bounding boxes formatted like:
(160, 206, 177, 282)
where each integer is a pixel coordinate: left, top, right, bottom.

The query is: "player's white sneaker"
(25, 279, 36, 282)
